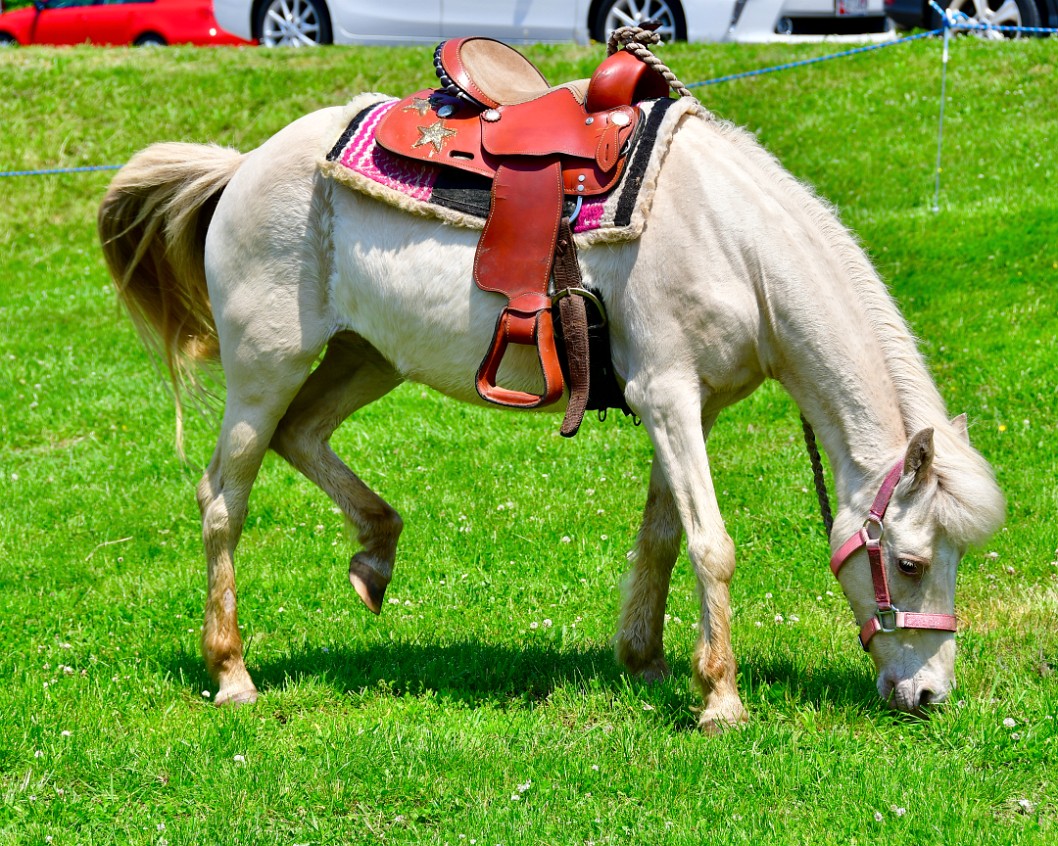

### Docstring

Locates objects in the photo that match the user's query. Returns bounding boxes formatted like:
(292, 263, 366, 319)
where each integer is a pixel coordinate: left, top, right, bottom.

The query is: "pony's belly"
(328, 189, 563, 407)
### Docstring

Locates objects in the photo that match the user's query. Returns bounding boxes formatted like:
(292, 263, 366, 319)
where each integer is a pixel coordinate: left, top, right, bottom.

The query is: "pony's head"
(831, 416, 1005, 714)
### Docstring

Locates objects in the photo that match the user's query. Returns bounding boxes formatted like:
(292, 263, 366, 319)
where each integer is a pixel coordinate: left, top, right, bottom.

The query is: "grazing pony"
(99, 99, 1003, 728)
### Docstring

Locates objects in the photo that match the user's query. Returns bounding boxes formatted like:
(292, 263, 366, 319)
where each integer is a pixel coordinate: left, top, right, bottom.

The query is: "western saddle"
(374, 36, 671, 435)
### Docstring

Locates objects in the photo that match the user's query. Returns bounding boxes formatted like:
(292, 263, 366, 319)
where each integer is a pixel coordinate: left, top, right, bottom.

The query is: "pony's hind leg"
(615, 456, 683, 682)
(271, 332, 404, 614)
(197, 348, 323, 706)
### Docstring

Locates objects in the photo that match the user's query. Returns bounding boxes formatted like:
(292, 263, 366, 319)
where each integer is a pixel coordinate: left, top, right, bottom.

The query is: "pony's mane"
(701, 114, 1005, 546)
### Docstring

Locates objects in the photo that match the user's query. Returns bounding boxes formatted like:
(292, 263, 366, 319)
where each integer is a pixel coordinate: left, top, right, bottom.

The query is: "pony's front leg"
(626, 383, 746, 730)
(615, 456, 682, 682)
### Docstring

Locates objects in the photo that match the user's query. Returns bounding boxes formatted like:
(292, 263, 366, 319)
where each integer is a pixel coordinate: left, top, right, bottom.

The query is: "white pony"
(99, 97, 1004, 729)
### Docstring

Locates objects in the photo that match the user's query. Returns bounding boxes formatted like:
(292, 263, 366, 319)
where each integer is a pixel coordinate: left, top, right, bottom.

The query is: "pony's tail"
(98, 142, 244, 453)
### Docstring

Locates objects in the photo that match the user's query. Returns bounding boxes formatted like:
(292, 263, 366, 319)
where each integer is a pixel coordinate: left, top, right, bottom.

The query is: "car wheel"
(592, 0, 687, 43)
(936, 0, 1041, 38)
(133, 33, 167, 46)
(257, 0, 333, 46)
(0, 33, 19, 47)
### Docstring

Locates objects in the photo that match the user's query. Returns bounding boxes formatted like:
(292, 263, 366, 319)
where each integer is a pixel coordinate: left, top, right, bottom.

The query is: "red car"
(0, 0, 253, 46)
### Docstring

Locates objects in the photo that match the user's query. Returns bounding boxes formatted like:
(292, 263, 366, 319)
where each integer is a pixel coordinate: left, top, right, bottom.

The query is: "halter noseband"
(829, 462, 958, 651)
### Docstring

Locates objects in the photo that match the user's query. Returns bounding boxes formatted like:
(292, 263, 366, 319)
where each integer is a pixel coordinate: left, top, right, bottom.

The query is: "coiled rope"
(606, 24, 693, 99)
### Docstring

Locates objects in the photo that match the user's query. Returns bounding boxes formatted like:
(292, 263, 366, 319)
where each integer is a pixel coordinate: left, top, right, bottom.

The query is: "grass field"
(1, 37, 1057, 845)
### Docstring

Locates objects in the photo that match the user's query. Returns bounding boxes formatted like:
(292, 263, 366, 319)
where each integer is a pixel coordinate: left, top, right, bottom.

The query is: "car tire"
(256, 0, 333, 46)
(591, 0, 687, 43)
(133, 33, 167, 47)
(932, 0, 1041, 38)
(0, 32, 18, 47)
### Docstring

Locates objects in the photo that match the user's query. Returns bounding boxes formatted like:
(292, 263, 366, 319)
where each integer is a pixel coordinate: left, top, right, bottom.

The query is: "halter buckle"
(875, 606, 899, 633)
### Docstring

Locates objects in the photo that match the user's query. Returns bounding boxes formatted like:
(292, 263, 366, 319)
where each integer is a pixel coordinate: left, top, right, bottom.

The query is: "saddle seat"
(436, 36, 669, 114)
(374, 37, 672, 432)
(434, 36, 554, 107)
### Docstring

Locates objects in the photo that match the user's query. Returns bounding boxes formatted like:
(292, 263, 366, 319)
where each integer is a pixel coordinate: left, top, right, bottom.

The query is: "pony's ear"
(951, 413, 970, 444)
(903, 427, 935, 490)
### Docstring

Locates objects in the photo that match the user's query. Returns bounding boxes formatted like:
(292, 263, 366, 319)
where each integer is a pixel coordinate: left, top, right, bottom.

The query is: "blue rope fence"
(0, 163, 122, 178)
(2, 14, 1054, 179)
(689, 27, 944, 88)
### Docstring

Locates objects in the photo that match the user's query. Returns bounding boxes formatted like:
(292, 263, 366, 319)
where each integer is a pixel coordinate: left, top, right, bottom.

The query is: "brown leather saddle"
(374, 37, 670, 435)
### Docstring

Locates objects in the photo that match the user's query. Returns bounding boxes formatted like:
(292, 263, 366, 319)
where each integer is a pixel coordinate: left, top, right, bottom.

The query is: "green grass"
(1, 39, 1057, 844)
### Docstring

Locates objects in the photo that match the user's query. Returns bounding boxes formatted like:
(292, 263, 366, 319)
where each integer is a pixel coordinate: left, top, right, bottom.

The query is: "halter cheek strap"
(830, 462, 958, 650)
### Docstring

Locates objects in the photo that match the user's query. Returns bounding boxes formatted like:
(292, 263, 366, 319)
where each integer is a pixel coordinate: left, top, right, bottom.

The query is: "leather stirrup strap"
(553, 218, 590, 438)
(474, 158, 566, 408)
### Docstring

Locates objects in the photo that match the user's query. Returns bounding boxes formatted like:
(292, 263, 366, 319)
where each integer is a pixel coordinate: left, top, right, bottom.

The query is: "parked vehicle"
(0, 0, 253, 46)
(885, 0, 1058, 36)
(212, 0, 890, 47)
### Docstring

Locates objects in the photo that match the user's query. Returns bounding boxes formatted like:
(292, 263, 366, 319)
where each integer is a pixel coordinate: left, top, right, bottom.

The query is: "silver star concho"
(402, 97, 432, 116)
(413, 121, 458, 153)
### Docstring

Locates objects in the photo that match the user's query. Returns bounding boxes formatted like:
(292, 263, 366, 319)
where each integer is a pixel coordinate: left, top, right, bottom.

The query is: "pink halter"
(830, 462, 958, 650)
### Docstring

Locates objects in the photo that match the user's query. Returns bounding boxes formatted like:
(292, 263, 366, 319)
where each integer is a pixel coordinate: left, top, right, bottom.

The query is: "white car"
(212, 0, 889, 47)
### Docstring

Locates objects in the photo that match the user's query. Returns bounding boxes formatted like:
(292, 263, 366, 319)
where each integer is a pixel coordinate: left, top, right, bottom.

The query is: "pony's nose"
(887, 677, 950, 713)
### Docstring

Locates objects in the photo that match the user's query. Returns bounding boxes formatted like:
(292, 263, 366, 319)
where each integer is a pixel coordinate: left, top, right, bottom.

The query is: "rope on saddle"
(800, 415, 834, 537)
(553, 218, 591, 438)
(606, 25, 694, 99)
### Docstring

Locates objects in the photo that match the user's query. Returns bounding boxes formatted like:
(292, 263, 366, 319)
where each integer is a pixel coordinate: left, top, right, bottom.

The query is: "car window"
(44, 0, 97, 8)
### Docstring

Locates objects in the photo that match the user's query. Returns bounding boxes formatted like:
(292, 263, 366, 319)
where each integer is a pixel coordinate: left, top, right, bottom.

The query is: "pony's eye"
(897, 557, 925, 577)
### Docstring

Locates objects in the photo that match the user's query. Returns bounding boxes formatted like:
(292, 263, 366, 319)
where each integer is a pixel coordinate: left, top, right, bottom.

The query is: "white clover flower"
(233, 754, 245, 763)
(1003, 718, 1016, 729)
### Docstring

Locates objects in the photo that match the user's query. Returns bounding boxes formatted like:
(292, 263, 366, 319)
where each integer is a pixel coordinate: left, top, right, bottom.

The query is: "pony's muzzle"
(878, 671, 952, 715)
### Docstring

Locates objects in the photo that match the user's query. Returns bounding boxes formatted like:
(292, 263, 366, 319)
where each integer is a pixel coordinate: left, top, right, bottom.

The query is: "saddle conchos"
(372, 36, 672, 436)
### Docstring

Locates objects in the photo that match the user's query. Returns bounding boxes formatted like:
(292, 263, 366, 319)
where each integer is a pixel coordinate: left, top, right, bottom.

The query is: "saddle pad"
(319, 92, 703, 246)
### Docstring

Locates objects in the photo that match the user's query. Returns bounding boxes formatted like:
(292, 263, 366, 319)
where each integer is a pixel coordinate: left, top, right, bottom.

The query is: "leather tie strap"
(552, 218, 590, 438)
(831, 461, 958, 651)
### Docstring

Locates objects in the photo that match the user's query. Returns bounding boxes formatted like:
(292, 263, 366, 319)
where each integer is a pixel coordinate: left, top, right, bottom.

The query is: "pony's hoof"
(214, 686, 258, 707)
(635, 658, 672, 685)
(697, 703, 749, 734)
(349, 554, 390, 615)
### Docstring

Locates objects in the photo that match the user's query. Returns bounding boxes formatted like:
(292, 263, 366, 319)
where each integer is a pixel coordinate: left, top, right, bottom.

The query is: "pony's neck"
(764, 230, 949, 513)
